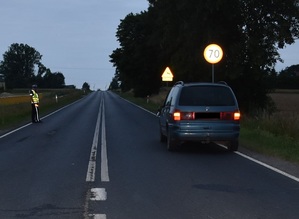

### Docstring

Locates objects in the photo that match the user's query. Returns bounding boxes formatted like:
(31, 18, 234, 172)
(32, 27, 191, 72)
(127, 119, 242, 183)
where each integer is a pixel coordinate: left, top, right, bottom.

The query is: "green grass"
(119, 92, 161, 114)
(0, 89, 85, 132)
(240, 127, 299, 163)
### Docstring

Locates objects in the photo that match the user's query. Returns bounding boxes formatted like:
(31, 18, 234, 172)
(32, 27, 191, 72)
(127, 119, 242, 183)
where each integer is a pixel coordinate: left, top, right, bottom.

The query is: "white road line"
(90, 188, 107, 201)
(86, 161, 96, 182)
(100, 100, 110, 182)
(235, 151, 299, 183)
(217, 143, 299, 183)
(89, 214, 106, 219)
(86, 99, 102, 182)
(86, 97, 110, 182)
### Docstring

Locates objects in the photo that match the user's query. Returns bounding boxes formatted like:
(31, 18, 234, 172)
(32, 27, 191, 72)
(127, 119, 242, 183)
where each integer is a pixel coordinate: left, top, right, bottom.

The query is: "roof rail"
(217, 81, 228, 85)
(174, 81, 184, 86)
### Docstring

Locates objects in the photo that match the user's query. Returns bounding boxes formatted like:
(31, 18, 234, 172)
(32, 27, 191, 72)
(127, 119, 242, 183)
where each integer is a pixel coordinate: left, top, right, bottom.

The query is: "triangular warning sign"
(161, 67, 173, 81)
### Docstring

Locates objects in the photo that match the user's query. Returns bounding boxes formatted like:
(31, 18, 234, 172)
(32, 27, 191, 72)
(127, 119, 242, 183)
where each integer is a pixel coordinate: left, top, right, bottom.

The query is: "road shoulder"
(239, 146, 299, 180)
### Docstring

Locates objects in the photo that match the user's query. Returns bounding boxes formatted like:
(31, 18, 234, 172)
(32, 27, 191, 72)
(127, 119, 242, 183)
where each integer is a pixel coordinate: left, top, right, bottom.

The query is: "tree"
(82, 82, 90, 91)
(110, 12, 161, 96)
(109, 77, 120, 90)
(110, 0, 299, 113)
(43, 71, 65, 88)
(277, 64, 299, 89)
(0, 43, 66, 89)
(0, 43, 42, 88)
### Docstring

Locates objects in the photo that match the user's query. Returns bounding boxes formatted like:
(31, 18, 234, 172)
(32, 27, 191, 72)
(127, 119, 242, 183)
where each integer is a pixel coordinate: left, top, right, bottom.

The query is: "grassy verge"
(117, 90, 299, 164)
(0, 89, 85, 133)
(119, 91, 161, 113)
(240, 126, 299, 163)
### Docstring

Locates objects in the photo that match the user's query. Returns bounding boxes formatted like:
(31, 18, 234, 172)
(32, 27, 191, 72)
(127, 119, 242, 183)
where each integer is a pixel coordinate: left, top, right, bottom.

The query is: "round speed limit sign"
(203, 44, 223, 64)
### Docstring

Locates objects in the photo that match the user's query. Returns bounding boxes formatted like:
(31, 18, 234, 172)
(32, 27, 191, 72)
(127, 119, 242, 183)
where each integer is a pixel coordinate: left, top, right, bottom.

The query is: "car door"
(159, 88, 174, 134)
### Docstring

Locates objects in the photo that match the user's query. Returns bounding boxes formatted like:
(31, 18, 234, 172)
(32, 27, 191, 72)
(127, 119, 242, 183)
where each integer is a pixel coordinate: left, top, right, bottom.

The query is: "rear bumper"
(168, 121, 240, 142)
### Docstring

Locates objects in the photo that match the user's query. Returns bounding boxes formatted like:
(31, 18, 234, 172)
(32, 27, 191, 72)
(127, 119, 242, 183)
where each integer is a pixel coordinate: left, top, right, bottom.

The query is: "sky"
(0, 1, 298, 90)
(0, 0, 149, 90)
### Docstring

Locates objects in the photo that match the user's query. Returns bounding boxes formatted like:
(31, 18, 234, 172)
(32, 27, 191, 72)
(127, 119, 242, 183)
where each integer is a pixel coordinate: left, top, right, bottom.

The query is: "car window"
(170, 87, 179, 106)
(164, 89, 173, 106)
(179, 86, 236, 106)
(164, 87, 180, 106)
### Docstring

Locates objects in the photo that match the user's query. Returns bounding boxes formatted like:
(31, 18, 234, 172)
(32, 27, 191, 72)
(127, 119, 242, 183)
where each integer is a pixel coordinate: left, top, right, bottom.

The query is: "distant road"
(0, 91, 299, 219)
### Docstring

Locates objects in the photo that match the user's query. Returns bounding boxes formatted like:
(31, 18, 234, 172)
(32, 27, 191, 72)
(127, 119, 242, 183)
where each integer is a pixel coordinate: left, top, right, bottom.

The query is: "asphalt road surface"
(0, 91, 299, 219)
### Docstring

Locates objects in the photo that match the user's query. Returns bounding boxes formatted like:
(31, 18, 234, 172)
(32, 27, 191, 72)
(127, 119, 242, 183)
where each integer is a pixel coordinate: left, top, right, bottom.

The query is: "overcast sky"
(0, 0, 149, 90)
(0, 1, 298, 90)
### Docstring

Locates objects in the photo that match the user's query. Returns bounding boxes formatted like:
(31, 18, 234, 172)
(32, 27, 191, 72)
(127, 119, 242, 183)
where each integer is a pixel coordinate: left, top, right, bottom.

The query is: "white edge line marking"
(118, 94, 155, 116)
(235, 151, 299, 183)
(0, 98, 81, 139)
(217, 142, 299, 183)
(90, 188, 107, 201)
(86, 99, 102, 182)
(101, 98, 110, 182)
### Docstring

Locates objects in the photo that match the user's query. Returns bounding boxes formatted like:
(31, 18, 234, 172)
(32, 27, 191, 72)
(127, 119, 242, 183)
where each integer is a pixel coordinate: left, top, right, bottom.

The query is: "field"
(240, 90, 299, 162)
(0, 89, 84, 132)
(263, 90, 299, 138)
(270, 90, 299, 112)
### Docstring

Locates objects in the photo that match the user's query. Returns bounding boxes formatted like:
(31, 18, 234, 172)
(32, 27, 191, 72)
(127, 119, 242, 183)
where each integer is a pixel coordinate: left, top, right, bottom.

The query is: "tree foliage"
(110, 0, 299, 113)
(82, 82, 91, 91)
(0, 43, 65, 89)
(277, 64, 299, 89)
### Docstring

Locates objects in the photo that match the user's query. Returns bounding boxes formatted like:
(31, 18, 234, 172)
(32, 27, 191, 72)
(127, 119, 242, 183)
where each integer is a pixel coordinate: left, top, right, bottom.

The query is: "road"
(0, 91, 299, 219)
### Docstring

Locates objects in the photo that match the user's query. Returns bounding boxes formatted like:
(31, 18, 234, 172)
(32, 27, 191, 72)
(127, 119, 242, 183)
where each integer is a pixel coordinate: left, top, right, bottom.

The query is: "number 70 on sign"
(203, 44, 223, 64)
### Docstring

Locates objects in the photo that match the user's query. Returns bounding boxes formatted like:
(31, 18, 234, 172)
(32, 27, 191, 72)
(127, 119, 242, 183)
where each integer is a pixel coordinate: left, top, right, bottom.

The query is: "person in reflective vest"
(30, 84, 41, 123)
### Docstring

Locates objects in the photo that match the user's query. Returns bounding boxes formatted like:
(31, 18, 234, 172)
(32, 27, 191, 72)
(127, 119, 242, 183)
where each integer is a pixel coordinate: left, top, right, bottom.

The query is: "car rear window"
(179, 86, 236, 106)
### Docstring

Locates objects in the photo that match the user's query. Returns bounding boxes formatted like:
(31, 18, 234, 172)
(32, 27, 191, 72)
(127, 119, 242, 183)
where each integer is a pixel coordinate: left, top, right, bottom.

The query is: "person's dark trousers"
(31, 104, 39, 122)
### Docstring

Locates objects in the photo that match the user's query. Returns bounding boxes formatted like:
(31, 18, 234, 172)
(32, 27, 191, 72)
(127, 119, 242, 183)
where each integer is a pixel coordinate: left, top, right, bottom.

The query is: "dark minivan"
(158, 81, 240, 151)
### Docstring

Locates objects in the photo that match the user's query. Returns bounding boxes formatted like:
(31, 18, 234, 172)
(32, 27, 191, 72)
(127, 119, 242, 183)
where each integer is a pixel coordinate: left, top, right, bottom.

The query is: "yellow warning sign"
(161, 67, 173, 82)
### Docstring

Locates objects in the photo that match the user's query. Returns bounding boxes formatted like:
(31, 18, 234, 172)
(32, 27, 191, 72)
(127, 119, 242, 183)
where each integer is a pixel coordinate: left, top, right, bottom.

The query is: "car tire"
(229, 139, 239, 151)
(167, 129, 179, 151)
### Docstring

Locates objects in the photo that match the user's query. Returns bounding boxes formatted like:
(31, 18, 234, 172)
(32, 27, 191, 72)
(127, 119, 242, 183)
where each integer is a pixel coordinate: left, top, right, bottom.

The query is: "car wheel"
(167, 129, 179, 151)
(229, 139, 239, 151)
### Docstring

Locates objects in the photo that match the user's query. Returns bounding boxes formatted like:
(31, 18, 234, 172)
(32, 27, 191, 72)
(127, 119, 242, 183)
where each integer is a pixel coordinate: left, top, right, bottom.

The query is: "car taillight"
(234, 112, 241, 120)
(220, 112, 241, 121)
(173, 112, 181, 121)
(173, 112, 195, 121)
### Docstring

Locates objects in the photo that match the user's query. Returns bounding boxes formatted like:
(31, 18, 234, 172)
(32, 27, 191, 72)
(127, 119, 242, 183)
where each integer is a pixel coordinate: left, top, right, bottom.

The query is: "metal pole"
(212, 64, 215, 83)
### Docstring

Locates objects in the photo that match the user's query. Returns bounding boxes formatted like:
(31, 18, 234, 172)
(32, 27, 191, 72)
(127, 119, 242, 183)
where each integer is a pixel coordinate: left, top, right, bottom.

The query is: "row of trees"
(110, 0, 299, 113)
(0, 43, 65, 89)
(277, 64, 299, 89)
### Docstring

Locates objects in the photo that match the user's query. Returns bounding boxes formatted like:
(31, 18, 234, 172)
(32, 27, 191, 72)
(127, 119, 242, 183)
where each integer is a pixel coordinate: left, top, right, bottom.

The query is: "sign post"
(203, 44, 223, 83)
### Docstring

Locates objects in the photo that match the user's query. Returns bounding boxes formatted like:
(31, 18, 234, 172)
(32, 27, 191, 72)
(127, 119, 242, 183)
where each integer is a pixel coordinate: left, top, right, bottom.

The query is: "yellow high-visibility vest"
(31, 89, 39, 104)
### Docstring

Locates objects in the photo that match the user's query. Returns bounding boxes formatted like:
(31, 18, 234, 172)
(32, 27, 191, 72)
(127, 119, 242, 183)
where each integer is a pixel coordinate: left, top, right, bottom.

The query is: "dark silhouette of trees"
(82, 82, 91, 91)
(110, 0, 299, 113)
(0, 43, 65, 89)
(277, 64, 299, 89)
